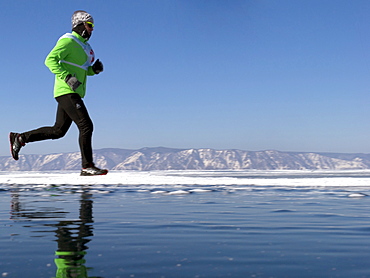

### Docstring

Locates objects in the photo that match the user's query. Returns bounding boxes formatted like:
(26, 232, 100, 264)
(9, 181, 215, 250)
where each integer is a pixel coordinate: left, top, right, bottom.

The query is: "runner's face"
(84, 22, 94, 35)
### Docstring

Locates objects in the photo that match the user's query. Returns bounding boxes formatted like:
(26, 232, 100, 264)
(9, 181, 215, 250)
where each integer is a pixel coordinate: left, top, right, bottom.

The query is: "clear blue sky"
(2, 0, 370, 156)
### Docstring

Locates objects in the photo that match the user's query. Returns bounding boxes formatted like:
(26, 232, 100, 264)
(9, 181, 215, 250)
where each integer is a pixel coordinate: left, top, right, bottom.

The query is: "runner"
(9, 10, 108, 176)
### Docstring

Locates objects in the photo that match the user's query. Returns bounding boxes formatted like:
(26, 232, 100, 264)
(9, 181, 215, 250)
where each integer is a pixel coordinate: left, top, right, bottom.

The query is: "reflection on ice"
(9, 188, 96, 277)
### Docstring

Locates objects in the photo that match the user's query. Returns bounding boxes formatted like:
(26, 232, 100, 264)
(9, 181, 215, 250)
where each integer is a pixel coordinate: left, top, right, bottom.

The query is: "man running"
(9, 10, 108, 176)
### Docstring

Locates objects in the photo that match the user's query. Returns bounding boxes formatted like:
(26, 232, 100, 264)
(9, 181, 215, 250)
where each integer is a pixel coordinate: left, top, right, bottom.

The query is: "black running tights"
(22, 93, 94, 168)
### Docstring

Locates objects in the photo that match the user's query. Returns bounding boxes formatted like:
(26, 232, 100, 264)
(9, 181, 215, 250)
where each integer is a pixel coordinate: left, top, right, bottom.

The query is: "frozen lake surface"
(1, 170, 370, 277)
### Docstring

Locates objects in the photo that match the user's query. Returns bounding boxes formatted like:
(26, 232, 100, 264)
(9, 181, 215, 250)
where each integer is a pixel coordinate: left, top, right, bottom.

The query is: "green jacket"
(45, 31, 96, 98)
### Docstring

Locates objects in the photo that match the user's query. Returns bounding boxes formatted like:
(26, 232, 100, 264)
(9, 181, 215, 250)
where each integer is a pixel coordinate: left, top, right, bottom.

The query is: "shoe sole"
(80, 170, 109, 176)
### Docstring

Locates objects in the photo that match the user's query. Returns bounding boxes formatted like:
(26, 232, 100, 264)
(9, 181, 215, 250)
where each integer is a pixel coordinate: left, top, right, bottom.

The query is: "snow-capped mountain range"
(1, 147, 370, 171)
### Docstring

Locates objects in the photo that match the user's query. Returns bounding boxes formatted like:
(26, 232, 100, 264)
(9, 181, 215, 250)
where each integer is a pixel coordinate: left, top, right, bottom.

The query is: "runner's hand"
(92, 59, 103, 74)
(65, 74, 81, 91)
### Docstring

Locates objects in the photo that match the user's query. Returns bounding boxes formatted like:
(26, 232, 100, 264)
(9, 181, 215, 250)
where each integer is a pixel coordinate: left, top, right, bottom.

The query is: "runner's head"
(71, 10, 94, 40)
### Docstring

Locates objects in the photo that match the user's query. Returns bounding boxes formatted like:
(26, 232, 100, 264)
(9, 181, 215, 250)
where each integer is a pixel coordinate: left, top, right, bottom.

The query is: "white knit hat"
(71, 10, 94, 28)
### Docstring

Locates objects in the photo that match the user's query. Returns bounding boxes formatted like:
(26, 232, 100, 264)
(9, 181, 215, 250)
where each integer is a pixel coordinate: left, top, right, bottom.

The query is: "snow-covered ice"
(1, 170, 370, 188)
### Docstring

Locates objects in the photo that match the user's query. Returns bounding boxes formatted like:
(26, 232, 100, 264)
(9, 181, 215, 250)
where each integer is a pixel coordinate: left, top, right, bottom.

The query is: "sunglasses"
(86, 21, 94, 28)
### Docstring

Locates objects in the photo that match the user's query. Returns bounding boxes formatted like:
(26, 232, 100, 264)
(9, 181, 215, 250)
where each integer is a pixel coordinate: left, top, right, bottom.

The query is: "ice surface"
(1, 170, 370, 188)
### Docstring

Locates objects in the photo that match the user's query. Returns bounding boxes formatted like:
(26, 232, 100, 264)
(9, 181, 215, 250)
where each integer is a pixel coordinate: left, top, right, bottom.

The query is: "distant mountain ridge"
(1, 147, 370, 171)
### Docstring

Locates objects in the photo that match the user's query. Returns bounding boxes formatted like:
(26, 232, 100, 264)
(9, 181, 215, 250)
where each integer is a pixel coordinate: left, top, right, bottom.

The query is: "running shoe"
(80, 164, 108, 176)
(9, 132, 25, 161)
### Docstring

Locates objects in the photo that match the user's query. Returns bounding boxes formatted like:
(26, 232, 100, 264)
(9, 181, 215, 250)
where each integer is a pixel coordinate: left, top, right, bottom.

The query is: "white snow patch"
(347, 193, 368, 198)
(1, 170, 370, 188)
(166, 190, 190, 195)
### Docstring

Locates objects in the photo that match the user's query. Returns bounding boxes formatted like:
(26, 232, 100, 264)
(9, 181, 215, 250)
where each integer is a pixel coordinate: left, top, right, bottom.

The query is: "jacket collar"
(72, 31, 88, 43)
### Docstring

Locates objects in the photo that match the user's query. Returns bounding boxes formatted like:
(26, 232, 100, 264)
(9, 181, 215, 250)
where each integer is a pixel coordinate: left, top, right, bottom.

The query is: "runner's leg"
(55, 94, 94, 168)
(22, 99, 72, 143)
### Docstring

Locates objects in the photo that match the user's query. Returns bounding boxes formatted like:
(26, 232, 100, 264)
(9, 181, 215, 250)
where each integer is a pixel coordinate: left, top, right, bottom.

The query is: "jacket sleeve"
(87, 65, 96, 76)
(44, 38, 72, 81)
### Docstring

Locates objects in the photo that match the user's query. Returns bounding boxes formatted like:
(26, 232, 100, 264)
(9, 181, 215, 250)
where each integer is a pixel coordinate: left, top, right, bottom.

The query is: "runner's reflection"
(53, 191, 96, 278)
(10, 189, 102, 278)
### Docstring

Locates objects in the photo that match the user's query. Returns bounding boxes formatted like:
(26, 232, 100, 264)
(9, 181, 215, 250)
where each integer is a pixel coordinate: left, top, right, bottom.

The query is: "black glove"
(65, 74, 82, 91)
(92, 59, 103, 74)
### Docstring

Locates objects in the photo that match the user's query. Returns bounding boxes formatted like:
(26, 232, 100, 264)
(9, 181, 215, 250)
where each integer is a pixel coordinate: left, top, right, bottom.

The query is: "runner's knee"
(78, 119, 93, 136)
(52, 128, 68, 139)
